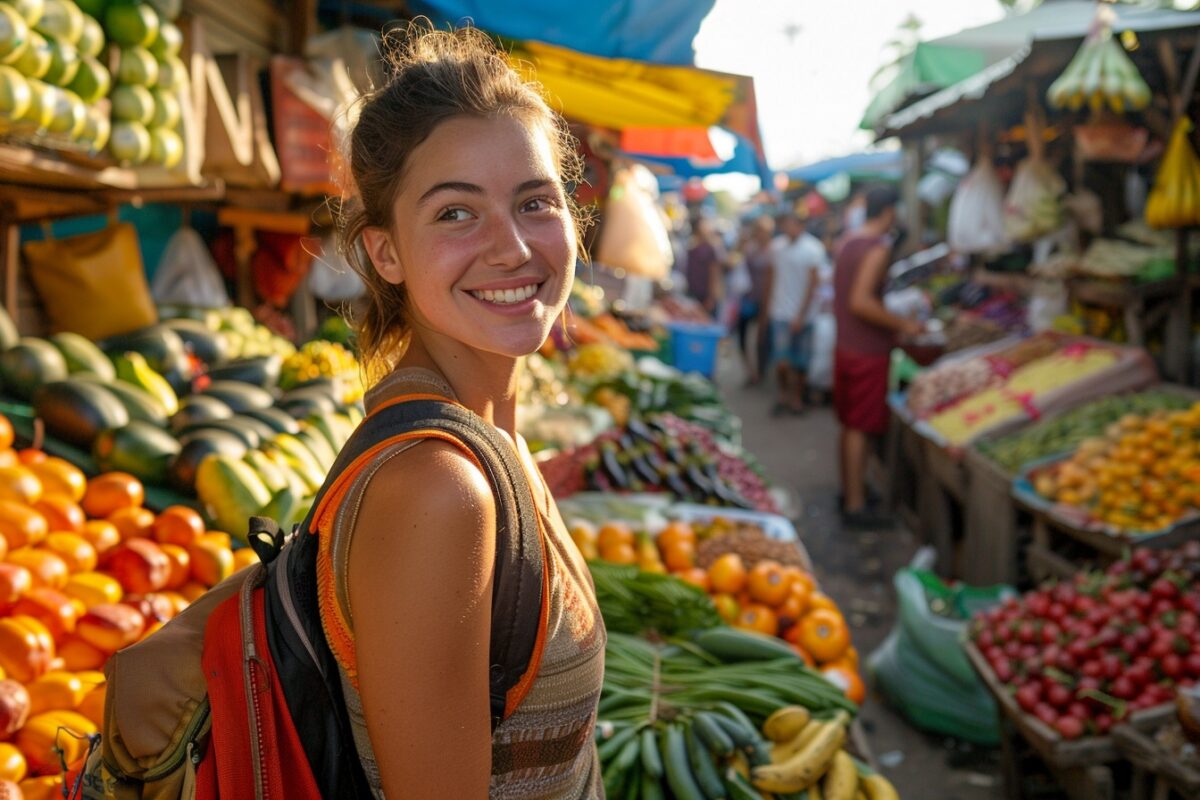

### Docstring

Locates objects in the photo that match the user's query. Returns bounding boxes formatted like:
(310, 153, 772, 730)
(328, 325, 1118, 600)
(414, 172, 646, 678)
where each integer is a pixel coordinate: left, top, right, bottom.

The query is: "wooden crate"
(1112, 709, 1200, 800)
(917, 437, 967, 576)
(965, 641, 1169, 800)
(962, 446, 1027, 587)
(884, 403, 923, 534)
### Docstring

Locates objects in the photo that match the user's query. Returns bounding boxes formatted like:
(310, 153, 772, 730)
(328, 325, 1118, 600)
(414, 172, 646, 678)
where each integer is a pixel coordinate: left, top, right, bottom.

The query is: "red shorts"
(834, 349, 890, 435)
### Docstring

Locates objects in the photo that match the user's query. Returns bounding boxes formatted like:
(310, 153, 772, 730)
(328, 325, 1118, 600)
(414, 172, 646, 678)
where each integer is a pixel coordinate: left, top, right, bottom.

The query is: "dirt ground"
(713, 347, 1006, 800)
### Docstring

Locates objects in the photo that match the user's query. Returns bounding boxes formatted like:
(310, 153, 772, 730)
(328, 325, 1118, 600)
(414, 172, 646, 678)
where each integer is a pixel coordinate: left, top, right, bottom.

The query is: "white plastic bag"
(308, 236, 366, 301)
(595, 164, 674, 280)
(1004, 156, 1066, 242)
(151, 227, 230, 308)
(947, 160, 1008, 255)
(808, 312, 836, 391)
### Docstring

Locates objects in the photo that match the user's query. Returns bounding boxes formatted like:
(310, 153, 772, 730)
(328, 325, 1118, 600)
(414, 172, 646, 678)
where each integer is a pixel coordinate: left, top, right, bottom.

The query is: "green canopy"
(860, 43, 986, 131)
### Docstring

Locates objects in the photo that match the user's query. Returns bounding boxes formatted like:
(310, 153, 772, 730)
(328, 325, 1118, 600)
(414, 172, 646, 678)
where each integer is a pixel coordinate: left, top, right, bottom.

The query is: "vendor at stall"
(833, 186, 923, 526)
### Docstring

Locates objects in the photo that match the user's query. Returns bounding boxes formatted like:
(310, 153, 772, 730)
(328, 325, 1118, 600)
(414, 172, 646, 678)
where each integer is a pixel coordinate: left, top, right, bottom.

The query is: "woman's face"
(379, 114, 576, 360)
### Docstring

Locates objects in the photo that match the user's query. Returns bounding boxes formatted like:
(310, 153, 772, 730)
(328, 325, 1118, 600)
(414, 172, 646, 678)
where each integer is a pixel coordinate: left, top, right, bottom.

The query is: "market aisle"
(714, 346, 1004, 800)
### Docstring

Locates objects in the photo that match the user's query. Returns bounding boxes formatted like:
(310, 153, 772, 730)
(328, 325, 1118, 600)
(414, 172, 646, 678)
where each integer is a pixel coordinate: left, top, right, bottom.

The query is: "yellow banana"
(821, 751, 859, 800)
(770, 716, 828, 764)
(861, 773, 900, 800)
(763, 705, 812, 743)
(752, 712, 847, 793)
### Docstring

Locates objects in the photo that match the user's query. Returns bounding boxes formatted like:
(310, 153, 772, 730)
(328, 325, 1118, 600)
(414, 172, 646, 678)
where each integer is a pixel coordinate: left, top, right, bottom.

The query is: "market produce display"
(976, 390, 1194, 474)
(1145, 116, 1200, 230)
(0, 419, 253, 796)
(1028, 401, 1200, 534)
(905, 334, 1059, 418)
(596, 629, 895, 799)
(539, 414, 775, 512)
(968, 544, 1200, 740)
(1045, 11, 1151, 113)
(577, 517, 863, 703)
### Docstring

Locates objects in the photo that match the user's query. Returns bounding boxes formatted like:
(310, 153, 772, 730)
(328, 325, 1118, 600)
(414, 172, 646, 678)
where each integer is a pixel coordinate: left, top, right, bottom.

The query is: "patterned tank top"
(324, 368, 606, 798)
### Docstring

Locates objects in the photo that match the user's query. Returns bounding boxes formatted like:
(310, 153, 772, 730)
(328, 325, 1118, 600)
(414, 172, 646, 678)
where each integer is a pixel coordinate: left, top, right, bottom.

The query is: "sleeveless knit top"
(322, 368, 606, 799)
(833, 234, 894, 357)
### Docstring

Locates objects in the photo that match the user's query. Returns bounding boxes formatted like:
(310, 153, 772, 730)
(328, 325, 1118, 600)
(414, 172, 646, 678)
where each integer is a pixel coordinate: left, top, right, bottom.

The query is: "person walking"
(833, 185, 922, 526)
(765, 210, 825, 415)
(734, 215, 775, 385)
(331, 24, 604, 796)
(685, 217, 726, 317)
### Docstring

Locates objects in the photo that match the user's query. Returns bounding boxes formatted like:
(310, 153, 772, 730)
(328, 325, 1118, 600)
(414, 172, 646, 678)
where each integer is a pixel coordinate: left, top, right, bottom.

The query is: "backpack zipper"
(112, 699, 212, 783)
(273, 541, 324, 675)
(239, 565, 269, 799)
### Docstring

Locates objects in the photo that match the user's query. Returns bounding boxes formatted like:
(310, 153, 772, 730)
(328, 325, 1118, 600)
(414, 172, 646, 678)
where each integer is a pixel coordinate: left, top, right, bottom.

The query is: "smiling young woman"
(330, 23, 605, 799)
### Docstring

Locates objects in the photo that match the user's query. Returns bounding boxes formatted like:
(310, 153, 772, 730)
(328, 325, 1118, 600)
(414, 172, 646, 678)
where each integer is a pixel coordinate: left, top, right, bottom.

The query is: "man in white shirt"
(765, 211, 827, 415)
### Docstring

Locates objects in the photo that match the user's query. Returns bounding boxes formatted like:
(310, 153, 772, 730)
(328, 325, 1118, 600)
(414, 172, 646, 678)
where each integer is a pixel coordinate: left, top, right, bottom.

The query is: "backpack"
(69, 394, 549, 799)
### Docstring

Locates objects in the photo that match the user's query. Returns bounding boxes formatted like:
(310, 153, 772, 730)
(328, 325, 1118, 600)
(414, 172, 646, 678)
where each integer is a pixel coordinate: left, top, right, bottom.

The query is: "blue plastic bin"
(666, 322, 725, 378)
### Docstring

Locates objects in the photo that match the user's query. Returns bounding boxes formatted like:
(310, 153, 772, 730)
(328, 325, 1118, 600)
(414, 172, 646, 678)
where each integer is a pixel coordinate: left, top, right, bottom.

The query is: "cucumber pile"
(598, 628, 865, 799)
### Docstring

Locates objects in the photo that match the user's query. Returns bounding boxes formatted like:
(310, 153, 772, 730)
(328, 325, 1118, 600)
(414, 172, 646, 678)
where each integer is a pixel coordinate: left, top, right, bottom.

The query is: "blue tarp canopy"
(787, 151, 903, 184)
(408, 0, 717, 65)
(627, 131, 770, 184)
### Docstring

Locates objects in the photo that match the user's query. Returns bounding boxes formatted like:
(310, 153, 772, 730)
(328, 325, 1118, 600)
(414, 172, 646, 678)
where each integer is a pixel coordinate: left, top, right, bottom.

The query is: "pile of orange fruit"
(0, 414, 254, 799)
(572, 519, 864, 704)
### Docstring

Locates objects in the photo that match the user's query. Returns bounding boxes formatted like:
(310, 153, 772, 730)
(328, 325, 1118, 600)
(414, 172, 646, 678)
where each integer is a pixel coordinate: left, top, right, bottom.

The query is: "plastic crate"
(666, 322, 724, 378)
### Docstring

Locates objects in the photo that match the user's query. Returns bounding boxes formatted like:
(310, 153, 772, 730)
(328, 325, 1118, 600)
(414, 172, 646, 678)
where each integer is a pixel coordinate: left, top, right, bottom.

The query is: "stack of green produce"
(98, 0, 187, 166)
(589, 560, 723, 637)
(975, 390, 1194, 474)
(598, 628, 875, 799)
(0, 0, 111, 149)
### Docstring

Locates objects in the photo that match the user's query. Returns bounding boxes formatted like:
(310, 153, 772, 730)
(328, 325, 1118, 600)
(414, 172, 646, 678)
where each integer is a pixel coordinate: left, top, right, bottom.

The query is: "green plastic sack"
(868, 629, 1001, 746)
(895, 567, 1016, 686)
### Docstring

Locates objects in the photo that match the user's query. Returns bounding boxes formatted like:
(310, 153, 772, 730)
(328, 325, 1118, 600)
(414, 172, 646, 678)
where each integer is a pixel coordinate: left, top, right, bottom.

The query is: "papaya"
(160, 318, 229, 367)
(278, 388, 338, 419)
(241, 407, 300, 436)
(32, 380, 128, 448)
(294, 427, 336, 472)
(194, 454, 271, 543)
(92, 422, 181, 485)
(0, 306, 17, 351)
(167, 431, 247, 494)
(200, 381, 273, 414)
(257, 486, 306, 531)
(180, 418, 265, 450)
(48, 332, 115, 381)
(169, 395, 232, 433)
(74, 374, 168, 427)
(345, 404, 364, 427)
(306, 412, 353, 452)
(97, 326, 187, 374)
(242, 449, 289, 494)
(0, 339, 68, 401)
(113, 352, 179, 416)
(261, 436, 324, 494)
(205, 355, 281, 389)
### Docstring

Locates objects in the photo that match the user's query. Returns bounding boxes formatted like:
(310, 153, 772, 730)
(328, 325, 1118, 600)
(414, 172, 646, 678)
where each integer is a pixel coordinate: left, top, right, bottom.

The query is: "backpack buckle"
(247, 517, 285, 564)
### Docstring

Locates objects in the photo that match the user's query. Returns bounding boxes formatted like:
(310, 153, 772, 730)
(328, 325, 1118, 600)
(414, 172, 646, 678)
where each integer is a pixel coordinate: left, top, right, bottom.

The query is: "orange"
(16, 449, 45, 466)
(807, 592, 839, 613)
(782, 567, 815, 594)
(656, 521, 696, 552)
(0, 467, 41, 506)
(776, 585, 811, 625)
(568, 523, 598, 560)
(232, 547, 259, 572)
(734, 604, 778, 637)
(6, 549, 69, 590)
(747, 560, 790, 607)
(0, 742, 25, 782)
(108, 507, 156, 542)
(661, 540, 695, 572)
(159, 544, 191, 590)
(0, 415, 12, 452)
(596, 523, 634, 554)
(0, 451, 15, 468)
(28, 459, 85, 503)
(789, 641, 816, 667)
(798, 608, 851, 663)
(711, 593, 740, 623)
(152, 506, 205, 548)
(80, 520, 121, 558)
(42, 534, 97, 574)
(81, 473, 144, 519)
(602, 542, 638, 566)
(675, 567, 710, 592)
(33, 494, 85, 534)
(821, 665, 866, 704)
(707, 553, 747, 594)
(0, 502, 48, 550)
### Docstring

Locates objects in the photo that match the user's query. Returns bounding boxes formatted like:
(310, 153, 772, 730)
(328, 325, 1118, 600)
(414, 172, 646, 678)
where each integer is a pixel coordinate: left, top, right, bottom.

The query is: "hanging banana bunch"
(1046, 13, 1151, 114)
(1145, 117, 1200, 229)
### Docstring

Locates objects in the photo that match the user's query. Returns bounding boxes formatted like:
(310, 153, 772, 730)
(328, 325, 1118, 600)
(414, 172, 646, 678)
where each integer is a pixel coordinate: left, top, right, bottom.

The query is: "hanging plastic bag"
(947, 158, 1008, 255)
(151, 226, 231, 308)
(308, 236, 366, 302)
(595, 164, 674, 280)
(808, 312, 836, 391)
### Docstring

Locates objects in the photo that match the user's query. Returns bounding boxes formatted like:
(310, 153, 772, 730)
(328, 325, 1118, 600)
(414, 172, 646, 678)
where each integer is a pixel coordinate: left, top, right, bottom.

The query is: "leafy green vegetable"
(589, 561, 723, 636)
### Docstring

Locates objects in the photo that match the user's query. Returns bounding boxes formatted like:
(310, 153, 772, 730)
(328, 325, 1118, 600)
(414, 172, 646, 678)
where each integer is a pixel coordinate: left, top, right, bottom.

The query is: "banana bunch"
(1145, 117, 1200, 230)
(279, 340, 364, 403)
(753, 707, 898, 799)
(568, 342, 633, 381)
(1046, 28, 1151, 113)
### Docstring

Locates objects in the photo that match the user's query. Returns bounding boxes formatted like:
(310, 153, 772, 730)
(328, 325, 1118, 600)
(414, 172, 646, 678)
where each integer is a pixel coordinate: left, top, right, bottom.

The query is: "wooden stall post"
(0, 206, 17, 324)
(217, 207, 312, 311)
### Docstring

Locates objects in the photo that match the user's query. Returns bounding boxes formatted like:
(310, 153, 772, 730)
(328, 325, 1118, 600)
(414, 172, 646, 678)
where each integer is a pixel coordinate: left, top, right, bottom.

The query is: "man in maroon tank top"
(832, 186, 923, 526)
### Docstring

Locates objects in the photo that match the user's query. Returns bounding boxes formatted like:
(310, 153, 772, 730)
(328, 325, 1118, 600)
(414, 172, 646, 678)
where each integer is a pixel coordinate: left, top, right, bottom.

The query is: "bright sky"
(693, 0, 1007, 171)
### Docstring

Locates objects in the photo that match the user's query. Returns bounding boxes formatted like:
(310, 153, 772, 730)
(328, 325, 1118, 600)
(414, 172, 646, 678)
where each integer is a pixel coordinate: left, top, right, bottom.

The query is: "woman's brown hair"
(338, 22, 588, 384)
